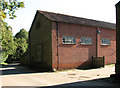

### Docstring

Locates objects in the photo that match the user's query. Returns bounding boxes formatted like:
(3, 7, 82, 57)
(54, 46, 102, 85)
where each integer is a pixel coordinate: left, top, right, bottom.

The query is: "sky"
(6, 0, 120, 35)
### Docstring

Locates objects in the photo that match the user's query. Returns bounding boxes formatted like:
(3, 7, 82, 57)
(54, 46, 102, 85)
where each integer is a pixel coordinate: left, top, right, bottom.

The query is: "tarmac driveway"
(0, 63, 120, 87)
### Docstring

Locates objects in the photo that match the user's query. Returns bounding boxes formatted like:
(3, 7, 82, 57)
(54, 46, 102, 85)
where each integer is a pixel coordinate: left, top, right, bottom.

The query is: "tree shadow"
(1, 63, 20, 68)
(1, 63, 120, 88)
(0, 63, 46, 75)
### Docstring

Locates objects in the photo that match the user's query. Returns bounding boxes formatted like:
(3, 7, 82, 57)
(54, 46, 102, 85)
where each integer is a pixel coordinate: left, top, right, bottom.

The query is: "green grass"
(105, 64, 115, 67)
(0, 62, 8, 65)
(53, 69, 76, 73)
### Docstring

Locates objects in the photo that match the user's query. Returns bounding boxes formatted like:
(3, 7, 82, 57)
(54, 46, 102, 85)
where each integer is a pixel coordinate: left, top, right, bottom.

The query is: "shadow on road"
(0, 63, 45, 75)
(1, 63, 120, 88)
(39, 78, 120, 88)
(2, 77, 120, 88)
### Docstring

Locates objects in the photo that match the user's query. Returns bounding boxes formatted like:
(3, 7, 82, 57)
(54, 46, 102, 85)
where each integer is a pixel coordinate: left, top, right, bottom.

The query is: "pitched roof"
(38, 10, 116, 29)
(116, 1, 120, 6)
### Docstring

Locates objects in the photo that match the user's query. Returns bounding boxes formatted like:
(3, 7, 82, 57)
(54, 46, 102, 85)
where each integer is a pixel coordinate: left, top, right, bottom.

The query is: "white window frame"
(62, 36, 76, 44)
(101, 38, 110, 45)
(81, 37, 92, 45)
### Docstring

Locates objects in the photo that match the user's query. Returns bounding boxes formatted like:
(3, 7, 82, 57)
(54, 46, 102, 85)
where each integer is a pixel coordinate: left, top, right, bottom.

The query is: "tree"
(0, 21, 17, 63)
(0, 0, 24, 63)
(14, 29, 28, 60)
(0, 0, 24, 20)
(15, 29, 28, 40)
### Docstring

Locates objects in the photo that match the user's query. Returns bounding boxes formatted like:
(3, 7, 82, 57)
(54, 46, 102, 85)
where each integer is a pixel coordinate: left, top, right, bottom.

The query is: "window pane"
(81, 37, 83, 43)
(62, 36, 65, 43)
(62, 36, 76, 44)
(81, 37, 92, 44)
(73, 36, 76, 43)
(101, 38, 110, 45)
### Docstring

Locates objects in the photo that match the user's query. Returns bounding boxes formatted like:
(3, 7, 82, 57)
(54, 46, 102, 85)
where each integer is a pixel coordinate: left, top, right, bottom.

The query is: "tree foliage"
(0, 21, 17, 63)
(15, 29, 28, 40)
(0, 0, 24, 20)
(0, 0, 24, 63)
(14, 29, 28, 60)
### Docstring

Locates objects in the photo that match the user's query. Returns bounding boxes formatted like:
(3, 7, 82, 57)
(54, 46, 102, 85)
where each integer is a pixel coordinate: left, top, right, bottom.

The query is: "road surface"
(0, 63, 120, 87)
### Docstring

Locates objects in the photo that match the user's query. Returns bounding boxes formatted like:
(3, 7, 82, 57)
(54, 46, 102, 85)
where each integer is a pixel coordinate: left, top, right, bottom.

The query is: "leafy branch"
(0, 0, 24, 20)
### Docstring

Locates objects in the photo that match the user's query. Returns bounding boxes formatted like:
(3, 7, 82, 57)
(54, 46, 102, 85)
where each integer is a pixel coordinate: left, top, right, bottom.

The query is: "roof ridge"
(37, 10, 115, 24)
(37, 10, 116, 29)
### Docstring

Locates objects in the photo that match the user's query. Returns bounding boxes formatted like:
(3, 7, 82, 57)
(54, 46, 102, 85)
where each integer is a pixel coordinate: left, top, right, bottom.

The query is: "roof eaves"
(37, 10, 116, 30)
(52, 20, 116, 30)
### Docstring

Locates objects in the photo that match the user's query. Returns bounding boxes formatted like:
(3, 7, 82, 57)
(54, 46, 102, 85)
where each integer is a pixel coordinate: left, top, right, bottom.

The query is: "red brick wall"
(52, 22, 58, 70)
(52, 22, 116, 70)
(98, 28, 116, 64)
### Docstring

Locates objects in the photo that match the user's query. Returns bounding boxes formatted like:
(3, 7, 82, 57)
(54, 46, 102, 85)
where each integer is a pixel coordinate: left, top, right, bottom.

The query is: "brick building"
(27, 10, 116, 71)
(115, 1, 120, 76)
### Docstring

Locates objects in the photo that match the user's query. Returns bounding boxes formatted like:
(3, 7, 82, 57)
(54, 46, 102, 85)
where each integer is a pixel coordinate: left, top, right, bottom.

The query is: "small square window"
(81, 37, 92, 45)
(101, 38, 110, 45)
(36, 22, 41, 29)
(62, 36, 76, 44)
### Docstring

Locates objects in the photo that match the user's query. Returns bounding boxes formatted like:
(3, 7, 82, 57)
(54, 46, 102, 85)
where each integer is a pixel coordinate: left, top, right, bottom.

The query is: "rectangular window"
(62, 36, 76, 44)
(81, 37, 92, 45)
(101, 38, 110, 45)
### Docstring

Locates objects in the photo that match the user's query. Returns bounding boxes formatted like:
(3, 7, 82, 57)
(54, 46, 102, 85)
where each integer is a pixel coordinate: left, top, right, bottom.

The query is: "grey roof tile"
(38, 10, 116, 29)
